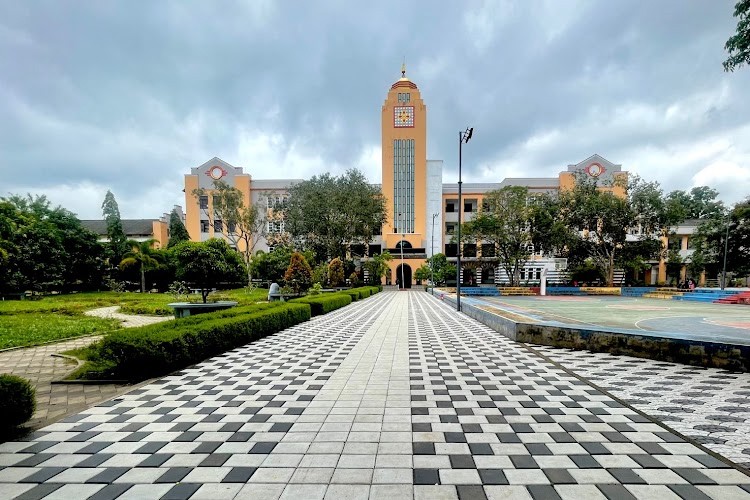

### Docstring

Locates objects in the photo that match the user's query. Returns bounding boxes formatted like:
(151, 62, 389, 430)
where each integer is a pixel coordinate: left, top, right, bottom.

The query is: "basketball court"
(459, 295, 750, 345)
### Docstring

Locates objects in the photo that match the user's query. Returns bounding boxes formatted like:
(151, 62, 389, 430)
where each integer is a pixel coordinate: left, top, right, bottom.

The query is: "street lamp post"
(431, 212, 438, 295)
(721, 218, 730, 291)
(456, 127, 473, 312)
(398, 212, 405, 289)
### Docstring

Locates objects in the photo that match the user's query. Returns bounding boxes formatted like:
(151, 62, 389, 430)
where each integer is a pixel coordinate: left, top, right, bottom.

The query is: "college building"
(179, 67, 691, 287)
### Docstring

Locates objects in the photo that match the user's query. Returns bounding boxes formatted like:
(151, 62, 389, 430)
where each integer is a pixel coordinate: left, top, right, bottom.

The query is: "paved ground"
(0, 308, 169, 430)
(0, 291, 748, 499)
(84, 306, 172, 329)
(534, 345, 750, 469)
(465, 296, 750, 344)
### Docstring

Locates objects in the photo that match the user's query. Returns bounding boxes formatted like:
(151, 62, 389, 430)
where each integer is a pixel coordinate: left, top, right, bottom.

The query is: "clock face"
(394, 106, 414, 127)
(207, 166, 227, 180)
(586, 163, 605, 177)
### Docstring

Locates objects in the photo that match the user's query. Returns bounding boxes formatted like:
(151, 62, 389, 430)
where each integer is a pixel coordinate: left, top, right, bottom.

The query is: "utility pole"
(721, 219, 730, 290)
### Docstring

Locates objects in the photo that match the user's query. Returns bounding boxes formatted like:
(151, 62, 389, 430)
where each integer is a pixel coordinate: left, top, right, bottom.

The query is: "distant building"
(81, 206, 184, 249)
(178, 68, 640, 287)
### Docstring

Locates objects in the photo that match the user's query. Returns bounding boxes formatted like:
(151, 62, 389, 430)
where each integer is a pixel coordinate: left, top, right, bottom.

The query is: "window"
(200, 220, 209, 233)
(199, 196, 208, 210)
(686, 236, 694, 250)
(445, 202, 455, 213)
(212, 195, 220, 208)
(445, 223, 456, 235)
(227, 222, 236, 233)
(368, 244, 381, 256)
(536, 269, 542, 280)
(267, 220, 285, 233)
(463, 244, 477, 257)
(214, 220, 223, 233)
(445, 243, 458, 257)
(397, 92, 410, 103)
(464, 202, 473, 213)
(481, 244, 495, 257)
(481, 200, 489, 212)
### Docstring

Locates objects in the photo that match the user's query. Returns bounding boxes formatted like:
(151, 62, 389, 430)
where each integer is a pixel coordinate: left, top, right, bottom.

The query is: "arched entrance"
(396, 264, 412, 289)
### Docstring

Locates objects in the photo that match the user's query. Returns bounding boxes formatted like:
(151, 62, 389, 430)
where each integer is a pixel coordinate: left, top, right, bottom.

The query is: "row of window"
(393, 139, 415, 234)
(397, 92, 411, 103)
(200, 220, 236, 233)
(442, 244, 542, 258)
(198, 195, 289, 211)
(445, 201, 478, 213)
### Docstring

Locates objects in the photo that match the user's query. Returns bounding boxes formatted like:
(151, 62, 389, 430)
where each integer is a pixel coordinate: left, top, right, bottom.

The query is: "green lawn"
(0, 288, 269, 349)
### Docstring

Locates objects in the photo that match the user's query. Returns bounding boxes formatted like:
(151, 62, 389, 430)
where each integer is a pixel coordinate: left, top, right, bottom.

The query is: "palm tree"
(119, 239, 163, 293)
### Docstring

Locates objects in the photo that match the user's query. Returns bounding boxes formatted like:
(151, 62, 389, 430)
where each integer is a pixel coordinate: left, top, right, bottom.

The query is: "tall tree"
(166, 210, 191, 248)
(174, 239, 246, 303)
(101, 190, 129, 266)
(192, 180, 267, 286)
(665, 186, 726, 221)
(0, 195, 103, 292)
(363, 250, 393, 285)
(285, 169, 386, 261)
(558, 174, 672, 286)
(460, 186, 533, 286)
(724, 0, 750, 72)
(119, 239, 163, 293)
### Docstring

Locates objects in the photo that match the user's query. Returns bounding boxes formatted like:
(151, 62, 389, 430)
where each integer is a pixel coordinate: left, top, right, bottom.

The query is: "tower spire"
(401, 58, 406, 78)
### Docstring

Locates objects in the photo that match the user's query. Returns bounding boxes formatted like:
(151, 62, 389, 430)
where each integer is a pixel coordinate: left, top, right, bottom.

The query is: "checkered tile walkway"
(0, 292, 748, 499)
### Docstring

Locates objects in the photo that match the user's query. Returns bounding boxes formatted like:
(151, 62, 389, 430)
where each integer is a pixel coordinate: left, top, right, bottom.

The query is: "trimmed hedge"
(291, 294, 352, 316)
(0, 374, 36, 429)
(93, 303, 311, 380)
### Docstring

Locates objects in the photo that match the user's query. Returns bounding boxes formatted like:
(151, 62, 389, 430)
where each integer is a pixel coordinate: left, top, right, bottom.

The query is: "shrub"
(0, 374, 36, 428)
(291, 294, 352, 316)
(329, 258, 344, 287)
(284, 252, 313, 294)
(92, 303, 311, 380)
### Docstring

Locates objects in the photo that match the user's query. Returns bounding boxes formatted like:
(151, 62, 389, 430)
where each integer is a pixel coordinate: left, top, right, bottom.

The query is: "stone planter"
(167, 301, 238, 319)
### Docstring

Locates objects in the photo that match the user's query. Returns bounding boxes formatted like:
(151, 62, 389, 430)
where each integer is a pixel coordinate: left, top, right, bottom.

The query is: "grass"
(0, 315, 120, 349)
(0, 287, 270, 349)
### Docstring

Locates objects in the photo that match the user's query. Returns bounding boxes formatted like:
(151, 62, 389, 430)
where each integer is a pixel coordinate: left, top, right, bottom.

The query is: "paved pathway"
(84, 307, 172, 329)
(0, 292, 748, 499)
(534, 345, 750, 468)
(0, 308, 169, 430)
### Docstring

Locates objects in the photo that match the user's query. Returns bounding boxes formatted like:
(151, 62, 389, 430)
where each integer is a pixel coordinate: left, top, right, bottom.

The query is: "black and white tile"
(533, 345, 750, 469)
(0, 291, 748, 500)
(408, 292, 750, 499)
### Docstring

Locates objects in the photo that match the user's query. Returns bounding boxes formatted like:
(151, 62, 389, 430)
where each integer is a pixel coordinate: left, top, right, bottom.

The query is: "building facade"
(180, 68, 650, 287)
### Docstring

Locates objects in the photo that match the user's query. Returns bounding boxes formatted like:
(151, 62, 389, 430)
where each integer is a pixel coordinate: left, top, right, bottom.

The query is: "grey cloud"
(1, 0, 749, 218)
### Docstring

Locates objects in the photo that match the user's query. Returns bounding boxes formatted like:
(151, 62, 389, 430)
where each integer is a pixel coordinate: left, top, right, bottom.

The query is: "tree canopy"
(0, 195, 104, 292)
(119, 239, 163, 293)
(167, 210, 191, 248)
(101, 190, 129, 266)
(460, 186, 533, 286)
(724, 0, 750, 72)
(173, 239, 246, 303)
(192, 180, 267, 286)
(284, 169, 386, 261)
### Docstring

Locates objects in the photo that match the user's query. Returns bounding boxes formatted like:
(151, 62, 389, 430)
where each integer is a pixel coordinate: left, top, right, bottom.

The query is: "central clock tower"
(381, 65, 428, 287)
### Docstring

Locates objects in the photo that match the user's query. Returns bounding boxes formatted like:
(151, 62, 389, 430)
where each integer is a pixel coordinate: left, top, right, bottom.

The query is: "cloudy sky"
(2, 0, 749, 219)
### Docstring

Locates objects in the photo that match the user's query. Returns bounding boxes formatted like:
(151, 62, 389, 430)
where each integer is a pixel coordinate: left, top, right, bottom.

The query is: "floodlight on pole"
(456, 127, 473, 312)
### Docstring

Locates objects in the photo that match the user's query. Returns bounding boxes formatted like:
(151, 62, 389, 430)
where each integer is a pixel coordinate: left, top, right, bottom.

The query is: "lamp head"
(465, 127, 473, 142)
